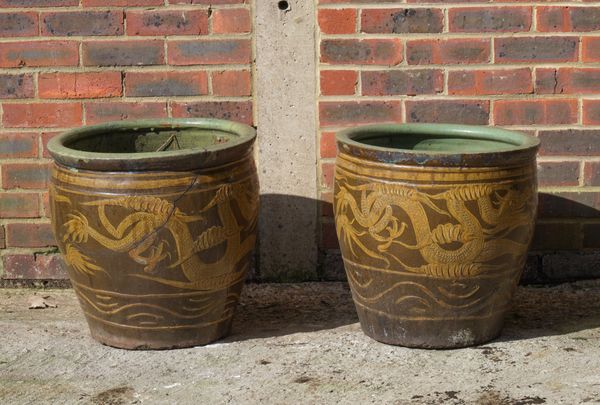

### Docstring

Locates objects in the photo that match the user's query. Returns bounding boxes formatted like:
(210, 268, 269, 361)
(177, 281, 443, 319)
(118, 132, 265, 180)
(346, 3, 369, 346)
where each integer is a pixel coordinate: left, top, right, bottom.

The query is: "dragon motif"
(334, 172, 534, 279)
(53, 180, 258, 291)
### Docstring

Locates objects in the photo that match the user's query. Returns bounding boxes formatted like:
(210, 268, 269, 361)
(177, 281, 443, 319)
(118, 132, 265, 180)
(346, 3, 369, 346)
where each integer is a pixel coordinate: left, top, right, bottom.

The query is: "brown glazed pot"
(334, 124, 540, 348)
(48, 119, 258, 349)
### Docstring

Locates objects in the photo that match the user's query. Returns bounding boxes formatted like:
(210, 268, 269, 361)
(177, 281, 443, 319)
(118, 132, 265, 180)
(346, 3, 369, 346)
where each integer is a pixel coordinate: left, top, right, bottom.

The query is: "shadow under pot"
(333, 123, 540, 349)
(47, 118, 259, 350)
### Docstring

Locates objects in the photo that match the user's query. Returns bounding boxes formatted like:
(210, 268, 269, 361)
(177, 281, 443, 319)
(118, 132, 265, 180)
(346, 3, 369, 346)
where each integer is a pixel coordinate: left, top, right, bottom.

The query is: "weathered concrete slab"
(1, 282, 600, 404)
(255, 1, 319, 281)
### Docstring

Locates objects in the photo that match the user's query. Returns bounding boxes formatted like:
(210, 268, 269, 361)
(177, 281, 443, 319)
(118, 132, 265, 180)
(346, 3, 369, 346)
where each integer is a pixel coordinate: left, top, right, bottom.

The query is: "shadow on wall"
(257, 192, 600, 285)
(255, 194, 321, 282)
(524, 192, 600, 284)
(241, 193, 600, 343)
(255, 193, 344, 282)
(1, 193, 597, 287)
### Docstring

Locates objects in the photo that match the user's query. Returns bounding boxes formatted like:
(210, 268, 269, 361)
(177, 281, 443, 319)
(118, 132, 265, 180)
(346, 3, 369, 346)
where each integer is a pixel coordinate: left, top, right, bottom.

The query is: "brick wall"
(0, 0, 252, 283)
(317, 0, 600, 282)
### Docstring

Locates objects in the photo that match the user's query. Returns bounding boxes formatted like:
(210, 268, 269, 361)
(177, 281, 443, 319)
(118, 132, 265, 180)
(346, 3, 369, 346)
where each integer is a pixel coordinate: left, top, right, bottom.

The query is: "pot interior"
(354, 130, 521, 153)
(65, 127, 233, 154)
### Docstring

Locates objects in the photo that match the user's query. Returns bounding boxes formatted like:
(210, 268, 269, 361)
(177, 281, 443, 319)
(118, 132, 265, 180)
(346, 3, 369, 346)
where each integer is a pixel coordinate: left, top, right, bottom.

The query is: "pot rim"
(336, 123, 540, 167)
(47, 118, 256, 172)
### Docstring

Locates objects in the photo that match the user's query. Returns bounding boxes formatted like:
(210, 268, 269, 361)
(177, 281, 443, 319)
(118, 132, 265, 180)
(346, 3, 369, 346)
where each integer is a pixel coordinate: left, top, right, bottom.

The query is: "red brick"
(539, 130, 600, 156)
(2, 163, 50, 189)
(321, 222, 340, 250)
(584, 162, 600, 186)
(0, 12, 38, 37)
(449, 68, 532, 95)
(125, 71, 208, 97)
(171, 0, 245, 3)
(211, 70, 251, 96)
(449, 7, 531, 32)
(6, 222, 55, 248)
(407, 0, 483, 2)
(212, 8, 251, 34)
(320, 101, 402, 127)
(320, 70, 357, 96)
(537, 161, 580, 187)
(2, 103, 82, 128)
(0, 74, 34, 99)
(85, 101, 168, 125)
(2, 254, 67, 280)
(406, 100, 490, 125)
(537, 68, 600, 95)
(583, 100, 600, 125)
(0, 193, 39, 218)
(41, 10, 123, 36)
(538, 192, 600, 219)
(83, 0, 162, 5)
(535, 69, 559, 94)
(0, 0, 77, 6)
(537, 6, 600, 32)
(126, 9, 208, 36)
(321, 162, 335, 189)
(537, 7, 568, 32)
(494, 99, 577, 125)
(41, 191, 50, 217)
(169, 39, 251, 65)
(0, 132, 37, 158)
(318, 9, 356, 34)
(0, 41, 78, 68)
(39, 72, 122, 99)
(406, 39, 490, 65)
(361, 8, 443, 34)
(362, 69, 443, 96)
(495, 37, 578, 63)
(492, 0, 572, 3)
(83, 40, 164, 66)
(582, 37, 600, 62)
(320, 131, 337, 158)
(171, 101, 253, 125)
(321, 39, 403, 66)
(326, 0, 422, 2)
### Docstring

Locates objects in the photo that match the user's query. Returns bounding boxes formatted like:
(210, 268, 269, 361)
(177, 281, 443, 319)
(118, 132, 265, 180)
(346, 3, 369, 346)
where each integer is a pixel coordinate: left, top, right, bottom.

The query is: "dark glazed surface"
(334, 124, 539, 348)
(49, 119, 259, 349)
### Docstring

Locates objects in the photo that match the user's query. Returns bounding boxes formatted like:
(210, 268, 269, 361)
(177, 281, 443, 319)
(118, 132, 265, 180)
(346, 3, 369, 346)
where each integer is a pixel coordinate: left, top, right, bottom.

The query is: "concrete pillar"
(254, 0, 318, 281)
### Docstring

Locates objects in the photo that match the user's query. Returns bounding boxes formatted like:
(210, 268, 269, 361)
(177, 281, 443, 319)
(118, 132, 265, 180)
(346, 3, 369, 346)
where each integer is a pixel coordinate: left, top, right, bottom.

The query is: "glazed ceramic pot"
(48, 119, 259, 349)
(334, 124, 540, 348)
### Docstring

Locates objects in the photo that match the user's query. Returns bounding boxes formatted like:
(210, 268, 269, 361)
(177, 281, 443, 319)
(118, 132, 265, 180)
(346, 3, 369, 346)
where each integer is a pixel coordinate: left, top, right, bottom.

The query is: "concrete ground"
(1, 282, 600, 405)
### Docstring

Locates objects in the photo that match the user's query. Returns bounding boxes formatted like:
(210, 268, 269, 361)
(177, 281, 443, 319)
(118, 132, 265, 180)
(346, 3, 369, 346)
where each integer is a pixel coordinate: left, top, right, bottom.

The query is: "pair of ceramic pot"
(47, 119, 539, 350)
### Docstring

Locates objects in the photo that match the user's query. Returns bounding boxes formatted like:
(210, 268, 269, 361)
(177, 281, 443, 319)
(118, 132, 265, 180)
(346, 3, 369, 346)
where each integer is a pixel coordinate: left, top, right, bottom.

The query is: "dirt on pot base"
(1, 281, 600, 404)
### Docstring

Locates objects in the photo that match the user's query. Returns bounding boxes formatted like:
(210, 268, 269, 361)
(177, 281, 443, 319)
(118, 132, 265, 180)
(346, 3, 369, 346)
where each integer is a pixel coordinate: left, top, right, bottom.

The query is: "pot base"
(356, 305, 505, 349)
(87, 316, 234, 350)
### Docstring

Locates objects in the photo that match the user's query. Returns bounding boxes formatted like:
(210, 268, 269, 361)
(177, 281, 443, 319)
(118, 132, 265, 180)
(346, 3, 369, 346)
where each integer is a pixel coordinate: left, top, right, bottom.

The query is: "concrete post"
(254, 0, 318, 281)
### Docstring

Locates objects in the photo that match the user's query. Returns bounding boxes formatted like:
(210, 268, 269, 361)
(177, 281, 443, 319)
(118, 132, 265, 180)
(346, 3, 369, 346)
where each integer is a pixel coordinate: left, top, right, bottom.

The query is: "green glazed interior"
(47, 118, 256, 171)
(359, 132, 518, 153)
(338, 123, 539, 155)
(66, 127, 233, 154)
